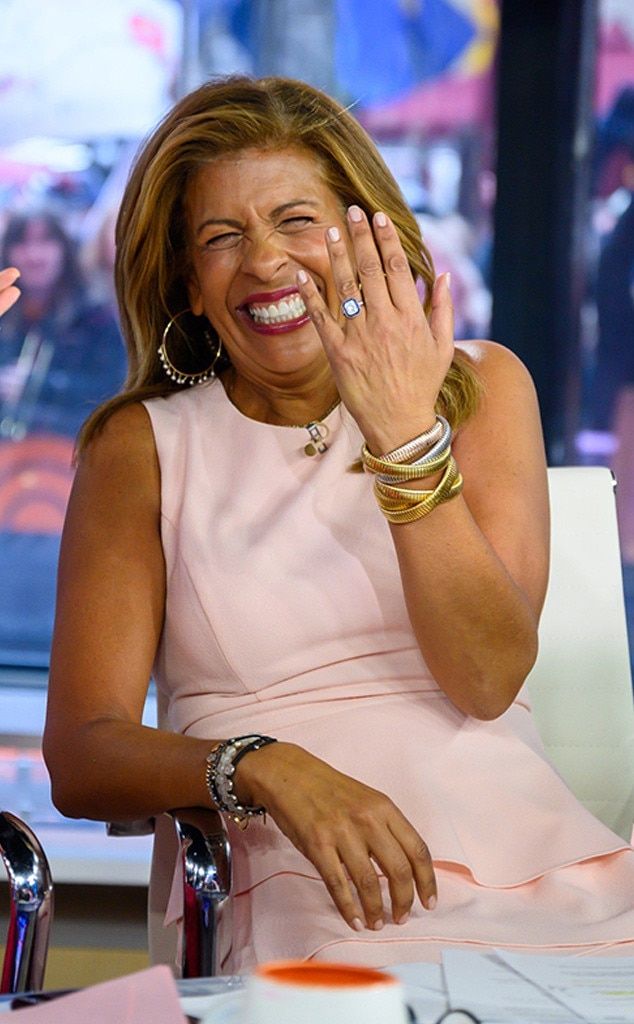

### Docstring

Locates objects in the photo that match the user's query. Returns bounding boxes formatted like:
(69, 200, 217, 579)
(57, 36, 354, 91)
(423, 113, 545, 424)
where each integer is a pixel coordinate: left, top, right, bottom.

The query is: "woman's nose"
(239, 230, 288, 281)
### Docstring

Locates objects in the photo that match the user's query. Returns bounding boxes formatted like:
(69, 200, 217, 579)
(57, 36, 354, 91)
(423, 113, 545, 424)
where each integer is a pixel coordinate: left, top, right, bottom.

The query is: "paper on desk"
(390, 962, 447, 1021)
(442, 950, 582, 1022)
(9, 965, 186, 1024)
(496, 950, 634, 1023)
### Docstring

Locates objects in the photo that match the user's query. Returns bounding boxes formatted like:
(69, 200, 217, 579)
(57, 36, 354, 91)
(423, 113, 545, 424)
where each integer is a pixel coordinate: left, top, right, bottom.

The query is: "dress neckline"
(210, 377, 343, 435)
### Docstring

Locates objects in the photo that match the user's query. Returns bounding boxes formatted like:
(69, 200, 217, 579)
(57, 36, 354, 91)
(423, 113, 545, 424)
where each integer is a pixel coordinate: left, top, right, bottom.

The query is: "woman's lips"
(236, 285, 313, 335)
(236, 305, 311, 335)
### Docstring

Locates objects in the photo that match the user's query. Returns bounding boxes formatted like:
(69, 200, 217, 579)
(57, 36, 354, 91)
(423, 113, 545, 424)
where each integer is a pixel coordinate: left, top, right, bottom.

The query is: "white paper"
(442, 950, 581, 1022)
(496, 951, 634, 1024)
(391, 962, 447, 1020)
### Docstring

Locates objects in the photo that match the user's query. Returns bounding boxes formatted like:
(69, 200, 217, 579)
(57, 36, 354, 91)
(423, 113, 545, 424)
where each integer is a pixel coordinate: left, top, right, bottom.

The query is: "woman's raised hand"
(297, 207, 454, 455)
(234, 741, 437, 931)
(0, 268, 20, 317)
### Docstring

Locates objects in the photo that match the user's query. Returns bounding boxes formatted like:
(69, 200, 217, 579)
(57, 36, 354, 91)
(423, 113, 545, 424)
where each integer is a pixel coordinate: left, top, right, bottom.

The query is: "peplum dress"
(143, 379, 634, 973)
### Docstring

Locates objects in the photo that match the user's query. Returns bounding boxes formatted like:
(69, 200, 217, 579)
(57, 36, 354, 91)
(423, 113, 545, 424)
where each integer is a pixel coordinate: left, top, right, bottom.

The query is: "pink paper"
(11, 965, 186, 1023)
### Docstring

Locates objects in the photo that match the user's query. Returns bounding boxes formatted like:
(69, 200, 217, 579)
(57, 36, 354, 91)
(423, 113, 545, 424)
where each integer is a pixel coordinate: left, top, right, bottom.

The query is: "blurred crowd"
(0, 209, 125, 441)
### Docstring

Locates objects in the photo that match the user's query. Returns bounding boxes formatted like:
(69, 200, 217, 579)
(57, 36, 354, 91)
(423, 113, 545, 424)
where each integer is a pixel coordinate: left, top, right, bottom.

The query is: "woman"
(0, 211, 125, 439)
(30, 77, 634, 970)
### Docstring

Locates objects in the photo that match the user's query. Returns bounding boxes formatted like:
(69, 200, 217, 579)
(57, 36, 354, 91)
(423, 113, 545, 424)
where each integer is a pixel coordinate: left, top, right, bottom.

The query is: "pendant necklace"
(295, 398, 341, 457)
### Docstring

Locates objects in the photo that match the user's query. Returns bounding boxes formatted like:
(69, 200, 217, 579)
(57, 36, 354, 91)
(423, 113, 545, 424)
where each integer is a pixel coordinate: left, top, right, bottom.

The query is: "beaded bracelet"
(205, 734, 277, 828)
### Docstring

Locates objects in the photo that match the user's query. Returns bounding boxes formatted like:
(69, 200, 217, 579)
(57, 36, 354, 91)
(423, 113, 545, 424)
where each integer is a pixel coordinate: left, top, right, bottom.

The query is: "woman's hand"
(296, 207, 454, 455)
(234, 741, 437, 931)
(0, 267, 21, 317)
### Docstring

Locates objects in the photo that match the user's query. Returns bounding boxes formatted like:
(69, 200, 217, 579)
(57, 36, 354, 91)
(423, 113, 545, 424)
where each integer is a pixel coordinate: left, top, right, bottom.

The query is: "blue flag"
(336, 0, 477, 105)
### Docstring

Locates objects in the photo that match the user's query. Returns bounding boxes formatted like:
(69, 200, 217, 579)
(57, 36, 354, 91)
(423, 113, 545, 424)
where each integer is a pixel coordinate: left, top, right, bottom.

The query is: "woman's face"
(7, 219, 65, 295)
(185, 146, 350, 388)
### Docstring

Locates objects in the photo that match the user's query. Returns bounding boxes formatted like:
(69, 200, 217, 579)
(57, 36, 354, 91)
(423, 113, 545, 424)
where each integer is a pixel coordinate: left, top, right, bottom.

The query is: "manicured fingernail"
(395, 912, 409, 925)
(375, 211, 387, 227)
(351, 917, 364, 932)
(372, 918, 384, 931)
(444, 272, 451, 291)
(296, 269, 309, 284)
(348, 205, 363, 222)
(327, 226, 340, 242)
(426, 895, 437, 910)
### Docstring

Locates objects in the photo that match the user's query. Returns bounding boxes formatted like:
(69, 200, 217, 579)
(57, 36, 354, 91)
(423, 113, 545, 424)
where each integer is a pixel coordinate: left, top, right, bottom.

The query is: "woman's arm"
(389, 339, 548, 720)
(297, 207, 549, 720)
(43, 403, 214, 820)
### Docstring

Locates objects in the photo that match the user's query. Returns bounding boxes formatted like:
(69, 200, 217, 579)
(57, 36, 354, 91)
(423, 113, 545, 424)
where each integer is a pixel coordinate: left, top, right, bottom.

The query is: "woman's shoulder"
(453, 339, 544, 457)
(79, 401, 158, 481)
(455, 338, 536, 390)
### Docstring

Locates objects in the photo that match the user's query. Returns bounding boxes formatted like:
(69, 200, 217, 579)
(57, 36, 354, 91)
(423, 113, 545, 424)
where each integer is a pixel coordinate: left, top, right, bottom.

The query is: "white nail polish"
(327, 226, 340, 242)
(351, 917, 364, 932)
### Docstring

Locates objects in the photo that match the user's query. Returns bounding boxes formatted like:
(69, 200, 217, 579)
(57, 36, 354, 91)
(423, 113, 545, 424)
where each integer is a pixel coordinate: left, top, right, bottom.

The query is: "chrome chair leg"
(0, 811, 54, 994)
(171, 809, 232, 977)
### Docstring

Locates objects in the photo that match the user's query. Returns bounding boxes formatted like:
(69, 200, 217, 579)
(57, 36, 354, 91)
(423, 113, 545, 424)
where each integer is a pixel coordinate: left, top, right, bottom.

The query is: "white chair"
(128, 465, 634, 974)
(527, 466, 634, 841)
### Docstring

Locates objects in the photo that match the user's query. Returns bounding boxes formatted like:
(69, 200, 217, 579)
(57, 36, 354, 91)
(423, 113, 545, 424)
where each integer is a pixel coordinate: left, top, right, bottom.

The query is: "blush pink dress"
(143, 380, 634, 972)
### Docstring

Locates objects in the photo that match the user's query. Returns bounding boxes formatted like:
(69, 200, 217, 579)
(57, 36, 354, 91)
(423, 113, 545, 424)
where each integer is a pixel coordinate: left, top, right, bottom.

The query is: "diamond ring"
(341, 296, 364, 319)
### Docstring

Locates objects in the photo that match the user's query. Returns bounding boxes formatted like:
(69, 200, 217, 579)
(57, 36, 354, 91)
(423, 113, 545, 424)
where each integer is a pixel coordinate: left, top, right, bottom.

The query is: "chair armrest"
(106, 818, 156, 837)
(0, 811, 54, 994)
(108, 807, 232, 976)
(170, 807, 232, 977)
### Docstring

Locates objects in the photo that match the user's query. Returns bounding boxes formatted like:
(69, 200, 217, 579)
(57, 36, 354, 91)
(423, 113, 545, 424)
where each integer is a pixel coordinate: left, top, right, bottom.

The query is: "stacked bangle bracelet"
(362, 416, 463, 524)
(205, 734, 277, 828)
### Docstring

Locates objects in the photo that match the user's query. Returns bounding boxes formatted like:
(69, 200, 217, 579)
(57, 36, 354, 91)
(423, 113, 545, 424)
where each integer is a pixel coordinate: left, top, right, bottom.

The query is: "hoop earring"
(158, 309, 222, 386)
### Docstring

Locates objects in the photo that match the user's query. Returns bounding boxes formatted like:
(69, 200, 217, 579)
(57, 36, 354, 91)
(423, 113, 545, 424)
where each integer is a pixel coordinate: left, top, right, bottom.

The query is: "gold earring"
(158, 309, 222, 386)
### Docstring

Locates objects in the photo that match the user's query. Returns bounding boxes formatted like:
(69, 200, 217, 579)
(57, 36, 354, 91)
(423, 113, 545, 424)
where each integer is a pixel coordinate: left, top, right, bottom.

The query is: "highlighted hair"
(78, 76, 481, 452)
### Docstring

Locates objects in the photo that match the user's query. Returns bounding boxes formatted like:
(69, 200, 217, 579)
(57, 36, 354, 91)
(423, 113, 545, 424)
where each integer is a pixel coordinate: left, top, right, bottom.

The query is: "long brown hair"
(78, 75, 481, 451)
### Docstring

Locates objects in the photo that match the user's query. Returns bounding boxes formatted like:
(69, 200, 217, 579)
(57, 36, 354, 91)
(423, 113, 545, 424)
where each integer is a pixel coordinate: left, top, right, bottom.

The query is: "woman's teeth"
(248, 294, 307, 324)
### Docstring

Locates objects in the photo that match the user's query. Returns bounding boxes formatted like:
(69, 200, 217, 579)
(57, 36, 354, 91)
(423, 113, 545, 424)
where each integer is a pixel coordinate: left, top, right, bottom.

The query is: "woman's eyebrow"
(269, 198, 320, 217)
(194, 199, 320, 238)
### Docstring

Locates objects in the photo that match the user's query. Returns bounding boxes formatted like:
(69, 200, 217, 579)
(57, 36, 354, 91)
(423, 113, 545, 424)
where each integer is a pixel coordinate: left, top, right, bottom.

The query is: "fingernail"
(444, 272, 451, 291)
(296, 269, 309, 284)
(327, 226, 341, 242)
(426, 895, 437, 910)
(372, 918, 384, 931)
(351, 917, 364, 932)
(375, 211, 387, 228)
(348, 205, 363, 223)
(395, 912, 409, 925)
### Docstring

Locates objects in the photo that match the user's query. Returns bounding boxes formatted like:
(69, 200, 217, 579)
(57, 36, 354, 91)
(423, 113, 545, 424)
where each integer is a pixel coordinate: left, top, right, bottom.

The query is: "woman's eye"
(279, 216, 313, 231)
(204, 232, 242, 250)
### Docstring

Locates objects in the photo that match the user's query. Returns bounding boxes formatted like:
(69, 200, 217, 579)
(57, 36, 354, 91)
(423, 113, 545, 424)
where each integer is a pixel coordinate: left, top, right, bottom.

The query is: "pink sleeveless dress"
(144, 380, 634, 972)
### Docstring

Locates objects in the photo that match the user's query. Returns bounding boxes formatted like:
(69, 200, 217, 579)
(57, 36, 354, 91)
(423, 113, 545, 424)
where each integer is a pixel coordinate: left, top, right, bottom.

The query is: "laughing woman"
(34, 76, 634, 970)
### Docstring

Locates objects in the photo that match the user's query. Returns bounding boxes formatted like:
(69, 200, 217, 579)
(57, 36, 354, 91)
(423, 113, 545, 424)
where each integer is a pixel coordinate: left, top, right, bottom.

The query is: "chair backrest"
(527, 466, 634, 841)
(0, 811, 54, 994)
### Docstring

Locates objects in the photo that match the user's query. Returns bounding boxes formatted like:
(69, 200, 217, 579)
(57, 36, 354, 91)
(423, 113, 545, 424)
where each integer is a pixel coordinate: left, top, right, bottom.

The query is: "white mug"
(243, 960, 409, 1024)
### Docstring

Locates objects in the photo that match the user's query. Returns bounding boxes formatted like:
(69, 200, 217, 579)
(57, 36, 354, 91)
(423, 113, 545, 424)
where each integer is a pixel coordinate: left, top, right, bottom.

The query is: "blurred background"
(0, 0, 632, 983)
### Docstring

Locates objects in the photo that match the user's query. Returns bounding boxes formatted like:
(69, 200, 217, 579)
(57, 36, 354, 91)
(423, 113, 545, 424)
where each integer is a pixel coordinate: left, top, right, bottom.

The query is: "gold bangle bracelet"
(374, 457, 463, 523)
(362, 442, 452, 480)
(377, 475, 463, 523)
(375, 478, 435, 502)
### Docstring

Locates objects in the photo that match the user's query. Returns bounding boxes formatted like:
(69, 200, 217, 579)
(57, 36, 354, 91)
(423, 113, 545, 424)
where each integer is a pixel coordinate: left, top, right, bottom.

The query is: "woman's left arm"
(388, 339, 549, 720)
(297, 208, 549, 721)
